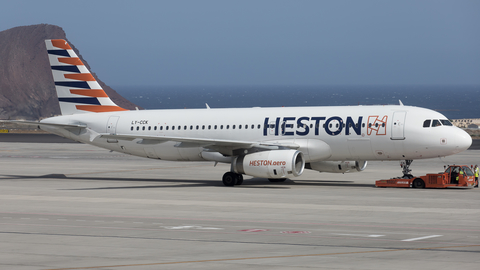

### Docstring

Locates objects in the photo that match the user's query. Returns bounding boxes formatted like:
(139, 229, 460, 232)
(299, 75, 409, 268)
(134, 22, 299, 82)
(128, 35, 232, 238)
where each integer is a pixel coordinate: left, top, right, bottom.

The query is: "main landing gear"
(400, 160, 414, 179)
(222, 172, 243, 186)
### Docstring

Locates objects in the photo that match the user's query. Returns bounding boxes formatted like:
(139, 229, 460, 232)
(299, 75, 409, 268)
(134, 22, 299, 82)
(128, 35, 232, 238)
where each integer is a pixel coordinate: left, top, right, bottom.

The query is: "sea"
(114, 85, 480, 120)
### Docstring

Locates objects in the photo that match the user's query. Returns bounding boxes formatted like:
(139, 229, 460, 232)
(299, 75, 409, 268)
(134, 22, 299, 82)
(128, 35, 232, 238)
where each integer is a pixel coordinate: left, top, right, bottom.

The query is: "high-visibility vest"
(475, 167, 479, 177)
(456, 170, 464, 181)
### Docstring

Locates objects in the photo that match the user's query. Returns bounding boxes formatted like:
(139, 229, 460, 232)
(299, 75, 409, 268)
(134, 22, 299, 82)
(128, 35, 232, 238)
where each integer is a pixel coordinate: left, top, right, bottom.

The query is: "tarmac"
(0, 135, 479, 269)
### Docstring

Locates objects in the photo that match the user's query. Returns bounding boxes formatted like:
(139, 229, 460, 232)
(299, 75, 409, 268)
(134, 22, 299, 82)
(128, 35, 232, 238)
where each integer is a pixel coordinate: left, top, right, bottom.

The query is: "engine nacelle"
(233, 150, 305, 179)
(306, 160, 367, 173)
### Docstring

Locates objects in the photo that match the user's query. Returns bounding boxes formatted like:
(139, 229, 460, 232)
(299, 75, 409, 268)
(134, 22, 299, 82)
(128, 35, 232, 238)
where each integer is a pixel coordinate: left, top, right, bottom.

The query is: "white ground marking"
(334, 233, 385, 238)
(402, 235, 443, 242)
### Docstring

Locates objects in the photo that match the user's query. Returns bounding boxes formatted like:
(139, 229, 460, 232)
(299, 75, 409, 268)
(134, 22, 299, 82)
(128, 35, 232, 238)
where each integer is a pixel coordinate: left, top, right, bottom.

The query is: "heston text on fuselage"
(263, 116, 387, 136)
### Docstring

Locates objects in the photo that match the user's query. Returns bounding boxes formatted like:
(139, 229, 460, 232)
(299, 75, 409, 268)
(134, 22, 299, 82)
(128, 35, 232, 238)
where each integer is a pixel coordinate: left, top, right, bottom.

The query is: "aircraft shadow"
(0, 174, 375, 189)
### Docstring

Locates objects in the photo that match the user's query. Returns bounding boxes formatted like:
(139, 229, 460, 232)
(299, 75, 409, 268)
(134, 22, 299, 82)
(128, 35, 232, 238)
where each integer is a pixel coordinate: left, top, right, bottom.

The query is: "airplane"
(4, 39, 473, 186)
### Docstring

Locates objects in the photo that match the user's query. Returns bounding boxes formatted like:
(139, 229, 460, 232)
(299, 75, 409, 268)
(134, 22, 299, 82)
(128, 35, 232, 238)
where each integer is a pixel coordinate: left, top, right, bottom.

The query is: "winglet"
(399, 100, 404, 106)
(206, 103, 211, 109)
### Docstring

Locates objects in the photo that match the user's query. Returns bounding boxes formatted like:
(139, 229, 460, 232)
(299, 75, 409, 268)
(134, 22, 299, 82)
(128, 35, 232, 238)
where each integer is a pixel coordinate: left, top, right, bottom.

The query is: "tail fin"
(45, 39, 128, 115)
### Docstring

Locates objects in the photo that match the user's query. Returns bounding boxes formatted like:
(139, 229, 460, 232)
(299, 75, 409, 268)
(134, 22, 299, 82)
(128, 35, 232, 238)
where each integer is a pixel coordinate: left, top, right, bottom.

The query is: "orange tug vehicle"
(376, 164, 478, 189)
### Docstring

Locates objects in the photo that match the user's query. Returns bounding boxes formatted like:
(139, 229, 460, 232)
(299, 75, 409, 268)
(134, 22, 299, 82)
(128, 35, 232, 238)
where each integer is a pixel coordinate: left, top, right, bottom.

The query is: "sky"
(1, 0, 479, 87)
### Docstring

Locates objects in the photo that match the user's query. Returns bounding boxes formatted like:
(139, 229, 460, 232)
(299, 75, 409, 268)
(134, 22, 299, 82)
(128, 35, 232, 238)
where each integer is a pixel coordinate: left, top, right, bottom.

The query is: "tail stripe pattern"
(45, 39, 127, 115)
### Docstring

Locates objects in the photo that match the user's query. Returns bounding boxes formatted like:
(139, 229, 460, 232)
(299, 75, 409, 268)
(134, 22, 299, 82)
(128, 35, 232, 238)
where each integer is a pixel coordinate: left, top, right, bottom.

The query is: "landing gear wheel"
(222, 172, 236, 187)
(235, 174, 243, 185)
(268, 178, 286, 182)
(412, 178, 425, 188)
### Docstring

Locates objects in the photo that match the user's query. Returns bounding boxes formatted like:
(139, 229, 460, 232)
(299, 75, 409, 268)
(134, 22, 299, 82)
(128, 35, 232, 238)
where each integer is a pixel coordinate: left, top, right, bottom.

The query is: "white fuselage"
(40, 105, 472, 163)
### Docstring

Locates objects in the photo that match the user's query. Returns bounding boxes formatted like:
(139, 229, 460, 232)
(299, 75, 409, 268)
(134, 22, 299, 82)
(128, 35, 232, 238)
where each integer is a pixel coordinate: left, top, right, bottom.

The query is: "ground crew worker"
(475, 165, 479, 188)
(456, 168, 464, 182)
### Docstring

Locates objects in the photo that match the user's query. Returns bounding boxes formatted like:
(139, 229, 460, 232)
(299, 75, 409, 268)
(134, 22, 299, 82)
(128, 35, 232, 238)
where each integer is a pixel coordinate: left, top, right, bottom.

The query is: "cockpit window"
(432, 119, 442, 127)
(441, 119, 453, 126)
(423, 120, 431, 128)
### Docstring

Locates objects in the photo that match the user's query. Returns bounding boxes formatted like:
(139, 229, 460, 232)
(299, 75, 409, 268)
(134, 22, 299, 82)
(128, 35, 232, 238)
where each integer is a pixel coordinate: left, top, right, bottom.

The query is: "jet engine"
(233, 150, 305, 179)
(306, 160, 367, 173)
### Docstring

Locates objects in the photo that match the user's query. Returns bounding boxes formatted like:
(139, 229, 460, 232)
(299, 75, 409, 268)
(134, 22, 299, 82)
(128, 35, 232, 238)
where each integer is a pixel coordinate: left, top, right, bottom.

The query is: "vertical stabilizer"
(45, 39, 127, 115)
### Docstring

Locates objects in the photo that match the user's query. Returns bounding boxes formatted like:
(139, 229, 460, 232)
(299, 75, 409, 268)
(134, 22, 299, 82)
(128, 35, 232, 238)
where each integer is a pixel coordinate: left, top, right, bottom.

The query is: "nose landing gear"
(400, 160, 414, 179)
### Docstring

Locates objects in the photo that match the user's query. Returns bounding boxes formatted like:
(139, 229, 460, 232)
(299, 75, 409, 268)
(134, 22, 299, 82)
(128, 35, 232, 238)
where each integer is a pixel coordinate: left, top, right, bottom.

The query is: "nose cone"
(453, 128, 472, 153)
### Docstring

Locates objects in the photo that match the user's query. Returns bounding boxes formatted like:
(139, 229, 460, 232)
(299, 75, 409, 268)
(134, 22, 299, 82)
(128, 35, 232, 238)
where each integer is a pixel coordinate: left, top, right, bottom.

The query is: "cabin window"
(258, 124, 261, 129)
(214, 125, 217, 129)
(208, 125, 211, 130)
(154, 126, 157, 130)
(202, 125, 205, 130)
(226, 125, 230, 129)
(137, 126, 140, 130)
(245, 125, 248, 129)
(220, 125, 223, 129)
(131, 126, 134, 131)
(196, 125, 199, 130)
(166, 126, 169, 130)
(148, 126, 151, 130)
(423, 120, 431, 128)
(184, 126, 187, 130)
(160, 126, 163, 130)
(142, 126, 145, 130)
(232, 125, 236, 129)
(172, 126, 175, 130)
(190, 125, 193, 130)
(178, 126, 181, 130)
(239, 125, 242, 129)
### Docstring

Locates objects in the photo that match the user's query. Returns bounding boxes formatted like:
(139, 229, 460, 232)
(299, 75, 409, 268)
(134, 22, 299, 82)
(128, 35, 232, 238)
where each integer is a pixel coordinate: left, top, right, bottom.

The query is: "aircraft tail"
(45, 39, 128, 115)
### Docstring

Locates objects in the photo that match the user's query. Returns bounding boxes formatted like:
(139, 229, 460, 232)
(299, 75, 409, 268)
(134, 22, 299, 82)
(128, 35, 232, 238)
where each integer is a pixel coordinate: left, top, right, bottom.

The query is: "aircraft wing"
(100, 133, 300, 153)
(0, 120, 87, 129)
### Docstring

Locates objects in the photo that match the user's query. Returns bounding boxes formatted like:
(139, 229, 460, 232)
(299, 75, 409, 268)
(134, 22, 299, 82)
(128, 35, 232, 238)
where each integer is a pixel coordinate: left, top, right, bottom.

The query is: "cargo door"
(391, 111, 406, 140)
(347, 138, 374, 160)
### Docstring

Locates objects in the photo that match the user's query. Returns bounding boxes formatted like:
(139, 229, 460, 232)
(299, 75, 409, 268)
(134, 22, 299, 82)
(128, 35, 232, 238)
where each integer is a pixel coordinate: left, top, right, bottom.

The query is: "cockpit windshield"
(423, 119, 453, 128)
(441, 119, 453, 126)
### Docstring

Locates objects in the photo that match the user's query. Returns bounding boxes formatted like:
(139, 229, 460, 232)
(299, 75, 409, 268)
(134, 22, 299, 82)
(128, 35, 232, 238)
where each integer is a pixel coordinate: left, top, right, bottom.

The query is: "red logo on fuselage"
(367, 116, 387, 135)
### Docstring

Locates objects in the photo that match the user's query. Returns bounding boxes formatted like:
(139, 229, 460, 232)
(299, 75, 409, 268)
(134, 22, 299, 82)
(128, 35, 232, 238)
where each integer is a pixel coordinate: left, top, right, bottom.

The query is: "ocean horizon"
(114, 85, 480, 120)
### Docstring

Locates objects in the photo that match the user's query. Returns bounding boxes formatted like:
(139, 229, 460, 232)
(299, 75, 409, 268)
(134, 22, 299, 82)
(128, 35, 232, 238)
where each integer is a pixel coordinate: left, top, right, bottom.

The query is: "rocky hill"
(0, 24, 139, 120)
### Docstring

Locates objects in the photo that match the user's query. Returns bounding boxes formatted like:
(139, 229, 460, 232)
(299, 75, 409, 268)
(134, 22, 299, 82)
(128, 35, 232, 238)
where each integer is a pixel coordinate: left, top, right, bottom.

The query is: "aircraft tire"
(235, 174, 243, 185)
(412, 178, 425, 188)
(222, 172, 236, 186)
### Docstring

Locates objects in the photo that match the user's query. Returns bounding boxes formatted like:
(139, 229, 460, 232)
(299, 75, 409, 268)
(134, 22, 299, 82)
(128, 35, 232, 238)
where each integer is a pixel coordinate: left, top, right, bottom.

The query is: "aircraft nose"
(453, 128, 472, 153)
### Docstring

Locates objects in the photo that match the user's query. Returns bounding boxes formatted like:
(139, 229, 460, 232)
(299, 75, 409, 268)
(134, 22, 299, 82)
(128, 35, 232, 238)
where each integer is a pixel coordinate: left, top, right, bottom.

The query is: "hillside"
(0, 24, 139, 120)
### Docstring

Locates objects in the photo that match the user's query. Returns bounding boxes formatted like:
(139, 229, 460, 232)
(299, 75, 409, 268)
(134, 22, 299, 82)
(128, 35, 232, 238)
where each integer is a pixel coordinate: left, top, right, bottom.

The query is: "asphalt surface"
(0, 142, 479, 269)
